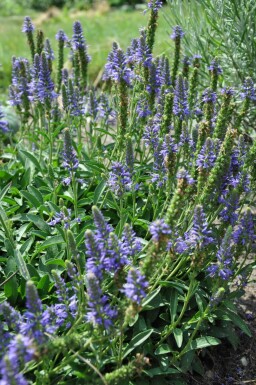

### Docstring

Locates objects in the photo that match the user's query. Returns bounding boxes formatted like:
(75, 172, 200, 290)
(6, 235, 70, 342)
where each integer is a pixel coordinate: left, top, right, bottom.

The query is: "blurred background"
(1, 0, 256, 96)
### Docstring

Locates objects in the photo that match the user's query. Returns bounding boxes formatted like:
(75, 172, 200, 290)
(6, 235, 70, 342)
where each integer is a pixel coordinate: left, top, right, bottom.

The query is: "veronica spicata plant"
(0, 1, 255, 384)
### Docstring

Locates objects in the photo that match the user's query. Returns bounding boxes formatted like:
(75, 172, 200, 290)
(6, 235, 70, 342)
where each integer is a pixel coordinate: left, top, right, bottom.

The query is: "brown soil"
(187, 266, 256, 385)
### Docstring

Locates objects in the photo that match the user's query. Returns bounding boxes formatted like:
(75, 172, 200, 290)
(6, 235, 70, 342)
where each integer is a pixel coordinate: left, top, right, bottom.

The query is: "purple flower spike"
(173, 75, 190, 119)
(240, 77, 256, 101)
(22, 16, 34, 33)
(207, 227, 233, 281)
(108, 161, 132, 197)
(208, 58, 223, 75)
(233, 209, 256, 247)
(170, 25, 185, 40)
(103, 42, 133, 85)
(72, 21, 88, 53)
(196, 138, 218, 170)
(0, 302, 21, 332)
(186, 205, 214, 248)
(122, 268, 148, 305)
(86, 272, 117, 329)
(177, 169, 195, 184)
(35, 53, 57, 105)
(0, 355, 29, 385)
(20, 281, 45, 343)
(147, 0, 163, 12)
(202, 88, 217, 103)
(44, 38, 55, 61)
(150, 219, 172, 243)
(121, 224, 142, 258)
(56, 29, 68, 42)
(62, 128, 79, 171)
(136, 29, 153, 67)
(7, 334, 35, 367)
(92, 206, 113, 240)
(0, 106, 9, 134)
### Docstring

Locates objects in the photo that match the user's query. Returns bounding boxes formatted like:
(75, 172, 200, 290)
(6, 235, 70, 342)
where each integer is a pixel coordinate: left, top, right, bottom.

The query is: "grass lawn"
(0, 6, 173, 94)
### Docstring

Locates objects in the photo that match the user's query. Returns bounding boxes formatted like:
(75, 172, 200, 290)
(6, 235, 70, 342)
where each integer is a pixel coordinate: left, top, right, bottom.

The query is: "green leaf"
(26, 263, 40, 279)
(159, 281, 188, 293)
(4, 275, 18, 301)
(195, 292, 204, 313)
(180, 350, 195, 373)
(123, 329, 154, 359)
(173, 328, 183, 348)
(115, 213, 129, 237)
(26, 214, 50, 233)
(14, 249, 30, 280)
(27, 185, 44, 205)
(142, 286, 161, 309)
(37, 274, 50, 292)
(170, 289, 179, 323)
(155, 343, 173, 355)
(0, 182, 11, 202)
(20, 150, 44, 172)
(20, 190, 41, 209)
(93, 180, 106, 205)
(183, 336, 221, 354)
(20, 236, 35, 255)
(224, 308, 252, 337)
(45, 259, 66, 267)
(145, 368, 180, 377)
(36, 235, 65, 253)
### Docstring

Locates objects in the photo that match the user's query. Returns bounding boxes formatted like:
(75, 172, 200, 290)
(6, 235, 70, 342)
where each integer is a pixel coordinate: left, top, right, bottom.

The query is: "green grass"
(0, 6, 173, 93)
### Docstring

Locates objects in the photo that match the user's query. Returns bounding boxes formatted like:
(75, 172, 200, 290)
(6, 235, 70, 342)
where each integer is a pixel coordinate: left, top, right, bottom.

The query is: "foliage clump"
(0, 1, 255, 384)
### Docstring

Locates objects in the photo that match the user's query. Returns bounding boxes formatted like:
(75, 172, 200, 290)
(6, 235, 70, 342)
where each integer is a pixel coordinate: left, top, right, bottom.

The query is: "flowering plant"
(0, 1, 255, 384)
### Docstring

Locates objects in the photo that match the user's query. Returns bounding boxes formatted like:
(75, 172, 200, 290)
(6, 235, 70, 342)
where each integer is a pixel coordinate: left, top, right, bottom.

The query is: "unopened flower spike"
(188, 56, 201, 110)
(182, 55, 191, 78)
(196, 137, 218, 192)
(44, 38, 54, 72)
(236, 77, 256, 129)
(213, 87, 234, 141)
(146, 1, 163, 52)
(171, 25, 185, 85)
(161, 92, 174, 134)
(195, 88, 217, 153)
(56, 29, 68, 91)
(125, 136, 134, 174)
(36, 29, 44, 55)
(208, 57, 222, 92)
(173, 74, 190, 142)
(199, 129, 236, 205)
(22, 16, 35, 60)
(165, 169, 194, 226)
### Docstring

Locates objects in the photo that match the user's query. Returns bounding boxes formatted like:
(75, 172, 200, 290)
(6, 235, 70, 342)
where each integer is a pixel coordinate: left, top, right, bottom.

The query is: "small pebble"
(205, 370, 214, 379)
(240, 356, 248, 367)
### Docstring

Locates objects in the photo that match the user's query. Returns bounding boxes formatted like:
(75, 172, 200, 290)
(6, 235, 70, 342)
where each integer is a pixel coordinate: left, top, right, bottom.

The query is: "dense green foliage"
(0, 1, 255, 384)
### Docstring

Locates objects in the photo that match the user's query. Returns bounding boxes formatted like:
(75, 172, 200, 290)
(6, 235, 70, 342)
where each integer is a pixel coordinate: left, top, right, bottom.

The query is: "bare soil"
(187, 265, 256, 385)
